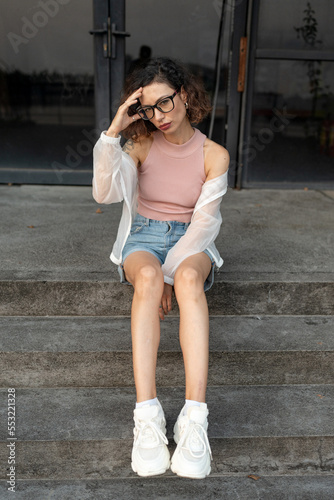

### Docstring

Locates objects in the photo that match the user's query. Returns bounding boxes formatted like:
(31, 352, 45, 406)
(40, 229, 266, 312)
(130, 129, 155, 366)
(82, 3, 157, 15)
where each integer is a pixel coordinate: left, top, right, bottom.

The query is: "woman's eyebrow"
(140, 94, 170, 107)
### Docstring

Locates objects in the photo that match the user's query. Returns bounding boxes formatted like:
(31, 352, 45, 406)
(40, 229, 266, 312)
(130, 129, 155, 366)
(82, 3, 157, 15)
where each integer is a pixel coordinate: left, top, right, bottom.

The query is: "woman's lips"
(159, 123, 171, 131)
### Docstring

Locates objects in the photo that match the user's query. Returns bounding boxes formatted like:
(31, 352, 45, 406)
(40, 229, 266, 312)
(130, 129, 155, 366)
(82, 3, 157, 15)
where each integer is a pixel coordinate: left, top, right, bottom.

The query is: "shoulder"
(122, 134, 154, 167)
(203, 137, 229, 180)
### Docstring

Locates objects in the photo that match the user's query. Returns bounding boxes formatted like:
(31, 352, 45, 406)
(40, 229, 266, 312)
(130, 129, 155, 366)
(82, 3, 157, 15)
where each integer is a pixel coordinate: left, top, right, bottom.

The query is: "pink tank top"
(137, 128, 207, 223)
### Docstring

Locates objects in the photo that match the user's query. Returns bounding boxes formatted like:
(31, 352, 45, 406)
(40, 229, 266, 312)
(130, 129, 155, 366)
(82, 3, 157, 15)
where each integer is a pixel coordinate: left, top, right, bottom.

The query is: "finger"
(159, 305, 164, 321)
(161, 299, 168, 315)
(124, 89, 142, 107)
(131, 113, 141, 122)
(167, 295, 172, 312)
(122, 98, 138, 110)
(131, 87, 142, 98)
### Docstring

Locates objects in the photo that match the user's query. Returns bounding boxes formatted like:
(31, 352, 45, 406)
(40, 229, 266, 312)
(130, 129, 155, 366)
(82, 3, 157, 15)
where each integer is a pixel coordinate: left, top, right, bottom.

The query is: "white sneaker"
(131, 399, 170, 476)
(171, 403, 212, 479)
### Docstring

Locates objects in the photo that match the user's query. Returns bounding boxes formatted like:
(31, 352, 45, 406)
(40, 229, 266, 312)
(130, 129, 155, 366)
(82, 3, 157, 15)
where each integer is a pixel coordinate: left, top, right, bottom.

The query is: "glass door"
(0, 0, 126, 185)
(241, 0, 334, 188)
(125, 0, 234, 147)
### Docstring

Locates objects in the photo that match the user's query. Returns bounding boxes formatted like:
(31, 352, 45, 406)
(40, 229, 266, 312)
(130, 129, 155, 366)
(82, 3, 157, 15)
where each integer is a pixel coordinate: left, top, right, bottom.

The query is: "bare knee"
(174, 267, 203, 301)
(134, 264, 164, 298)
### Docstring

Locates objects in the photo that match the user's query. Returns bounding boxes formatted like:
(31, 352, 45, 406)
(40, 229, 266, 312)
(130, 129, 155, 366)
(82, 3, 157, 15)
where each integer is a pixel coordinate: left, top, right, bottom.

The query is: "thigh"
(174, 252, 212, 286)
(123, 250, 163, 287)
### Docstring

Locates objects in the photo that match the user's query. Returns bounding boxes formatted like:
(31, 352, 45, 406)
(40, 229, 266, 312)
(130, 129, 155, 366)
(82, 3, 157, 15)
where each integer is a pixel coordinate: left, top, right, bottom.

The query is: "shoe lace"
(179, 420, 212, 459)
(135, 418, 168, 449)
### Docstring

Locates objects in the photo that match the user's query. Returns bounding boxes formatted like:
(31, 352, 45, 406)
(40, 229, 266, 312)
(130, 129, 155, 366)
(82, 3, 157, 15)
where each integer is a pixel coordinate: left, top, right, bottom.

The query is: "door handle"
(110, 22, 130, 59)
(238, 37, 247, 92)
(89, 28, 107, 35)
(89, 23, 108, 58)
(90, 19, 131, 59)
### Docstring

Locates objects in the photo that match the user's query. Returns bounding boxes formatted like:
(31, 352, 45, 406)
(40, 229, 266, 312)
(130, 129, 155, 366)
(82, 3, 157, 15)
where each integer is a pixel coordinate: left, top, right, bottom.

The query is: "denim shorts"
(118, 213, 215, 292)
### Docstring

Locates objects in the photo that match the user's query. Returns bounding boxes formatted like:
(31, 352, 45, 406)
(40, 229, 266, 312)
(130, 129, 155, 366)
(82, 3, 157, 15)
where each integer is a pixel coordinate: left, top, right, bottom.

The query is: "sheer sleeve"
(161, 172, 228, 285)
(92, 132, 137, 204)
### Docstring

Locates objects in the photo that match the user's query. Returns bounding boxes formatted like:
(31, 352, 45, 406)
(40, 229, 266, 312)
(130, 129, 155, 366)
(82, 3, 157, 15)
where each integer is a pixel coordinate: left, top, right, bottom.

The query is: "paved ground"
(1, 184, 333, 282)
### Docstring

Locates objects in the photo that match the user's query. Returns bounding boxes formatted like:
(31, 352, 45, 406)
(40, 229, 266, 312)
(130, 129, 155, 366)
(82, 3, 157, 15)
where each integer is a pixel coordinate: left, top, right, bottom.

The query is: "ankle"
(183, 399, 205, 415)
(136, 397, 158, 409)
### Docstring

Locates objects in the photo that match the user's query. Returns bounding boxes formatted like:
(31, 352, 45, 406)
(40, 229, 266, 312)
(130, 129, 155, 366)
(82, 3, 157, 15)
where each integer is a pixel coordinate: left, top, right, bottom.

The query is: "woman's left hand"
(159, 283, 173, 320)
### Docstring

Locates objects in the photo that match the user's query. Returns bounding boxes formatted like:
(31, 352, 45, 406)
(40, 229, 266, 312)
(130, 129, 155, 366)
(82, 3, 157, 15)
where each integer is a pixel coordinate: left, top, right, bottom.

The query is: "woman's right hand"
(106, 88, 143, 137)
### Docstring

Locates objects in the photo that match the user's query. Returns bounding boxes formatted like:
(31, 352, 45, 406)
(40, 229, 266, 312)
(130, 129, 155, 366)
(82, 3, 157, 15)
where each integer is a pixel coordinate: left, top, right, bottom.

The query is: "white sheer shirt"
(92, 131, 228, 285)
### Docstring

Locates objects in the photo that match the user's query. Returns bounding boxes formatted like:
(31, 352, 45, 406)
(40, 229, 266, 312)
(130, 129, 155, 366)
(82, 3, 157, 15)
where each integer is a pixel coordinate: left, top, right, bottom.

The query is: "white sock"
(183, 399, 201, 415)
(136, 397, 158, 409)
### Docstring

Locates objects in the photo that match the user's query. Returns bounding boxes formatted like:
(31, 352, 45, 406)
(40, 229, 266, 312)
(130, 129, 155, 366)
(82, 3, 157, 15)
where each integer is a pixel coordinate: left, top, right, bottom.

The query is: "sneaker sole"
(170, 463, 211, 479)
(131, 461, 170, 477)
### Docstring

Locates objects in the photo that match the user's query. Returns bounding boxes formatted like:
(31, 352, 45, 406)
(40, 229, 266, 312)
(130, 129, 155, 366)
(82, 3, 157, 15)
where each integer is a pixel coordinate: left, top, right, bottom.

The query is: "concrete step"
(1, 386, 333, 442)
(1, 436, 334, 479)
(2, 316, 334, 353)
(2, 383, 333, 480)
(2, 186, 333, 287)
(1, 316, 334, 388)
(1, 476, 334, 499)
(1, 280, 333, 316)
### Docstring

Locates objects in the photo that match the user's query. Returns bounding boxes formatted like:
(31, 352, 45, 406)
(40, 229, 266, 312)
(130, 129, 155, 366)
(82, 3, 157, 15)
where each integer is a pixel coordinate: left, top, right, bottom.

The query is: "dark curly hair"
(121, 57, 212, 141)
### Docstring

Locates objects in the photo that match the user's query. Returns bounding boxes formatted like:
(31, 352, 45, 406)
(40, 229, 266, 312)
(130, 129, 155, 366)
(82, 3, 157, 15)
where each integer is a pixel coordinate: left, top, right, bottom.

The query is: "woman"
(92, 57, 229, 479)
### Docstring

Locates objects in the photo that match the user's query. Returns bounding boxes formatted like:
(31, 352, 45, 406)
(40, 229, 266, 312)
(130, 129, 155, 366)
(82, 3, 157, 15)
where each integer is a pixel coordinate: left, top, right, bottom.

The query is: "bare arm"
(204, 139, 230, 181)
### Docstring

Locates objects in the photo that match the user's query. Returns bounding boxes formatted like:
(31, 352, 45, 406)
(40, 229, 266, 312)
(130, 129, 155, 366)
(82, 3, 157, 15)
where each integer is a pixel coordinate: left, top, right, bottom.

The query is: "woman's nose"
(154, 108, 165, 120)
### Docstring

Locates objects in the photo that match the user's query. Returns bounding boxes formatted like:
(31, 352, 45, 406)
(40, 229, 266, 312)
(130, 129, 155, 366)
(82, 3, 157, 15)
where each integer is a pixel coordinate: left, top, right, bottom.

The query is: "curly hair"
(121, 57, 212, 141)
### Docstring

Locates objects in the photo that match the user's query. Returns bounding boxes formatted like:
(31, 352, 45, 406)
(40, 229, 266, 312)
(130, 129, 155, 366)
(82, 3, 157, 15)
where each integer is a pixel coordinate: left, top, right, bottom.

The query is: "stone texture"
(1, 476, 334, 500)
(1, 185, 334, 497)
(1, 437, 334, 481)
(1, 185, 333, 282)
(1, 386, 333, 442)
(1, 351, 334, 388)
(1, 281, 333, 316)
(1, 316, 333, 353)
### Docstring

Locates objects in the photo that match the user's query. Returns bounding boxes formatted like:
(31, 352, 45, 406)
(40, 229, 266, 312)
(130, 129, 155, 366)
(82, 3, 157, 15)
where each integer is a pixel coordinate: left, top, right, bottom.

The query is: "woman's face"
(139, 81, 188, 133)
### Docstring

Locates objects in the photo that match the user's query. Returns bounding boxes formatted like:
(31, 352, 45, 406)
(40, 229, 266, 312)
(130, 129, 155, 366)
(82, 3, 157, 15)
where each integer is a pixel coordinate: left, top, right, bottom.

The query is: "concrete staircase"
(0, 185, 334, 499)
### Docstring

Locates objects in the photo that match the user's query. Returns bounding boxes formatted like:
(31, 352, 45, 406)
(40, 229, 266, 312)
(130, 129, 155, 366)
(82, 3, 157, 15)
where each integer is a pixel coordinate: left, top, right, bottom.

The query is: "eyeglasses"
(136, 90, 179, 120)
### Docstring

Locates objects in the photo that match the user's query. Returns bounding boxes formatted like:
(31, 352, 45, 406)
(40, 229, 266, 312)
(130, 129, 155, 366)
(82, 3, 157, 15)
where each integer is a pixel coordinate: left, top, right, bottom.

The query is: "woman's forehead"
(141, 82, 174, 104)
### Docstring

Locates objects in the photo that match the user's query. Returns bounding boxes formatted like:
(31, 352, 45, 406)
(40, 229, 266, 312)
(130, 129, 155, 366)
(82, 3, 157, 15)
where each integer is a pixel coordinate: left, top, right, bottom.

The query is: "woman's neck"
(163, 119, 194, 145)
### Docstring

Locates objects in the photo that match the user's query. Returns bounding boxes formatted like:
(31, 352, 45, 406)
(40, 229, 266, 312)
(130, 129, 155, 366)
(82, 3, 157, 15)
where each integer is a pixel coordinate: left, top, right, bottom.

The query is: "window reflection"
(126, 0, 232, 143)
(257, 0, 334, 50)
(0, 0, 95, 179)
(248, 60, 334, 183)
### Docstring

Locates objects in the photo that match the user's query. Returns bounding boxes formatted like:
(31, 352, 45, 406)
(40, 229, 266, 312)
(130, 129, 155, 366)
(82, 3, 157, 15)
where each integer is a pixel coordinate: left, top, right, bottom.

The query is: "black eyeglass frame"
(136, 90, 179, 120)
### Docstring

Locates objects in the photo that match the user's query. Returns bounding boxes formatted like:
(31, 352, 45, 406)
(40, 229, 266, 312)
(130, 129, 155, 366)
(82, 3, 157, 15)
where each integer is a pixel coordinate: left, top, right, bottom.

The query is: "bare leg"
(123, 251, 164, 402)
(173, 253, 212, 402)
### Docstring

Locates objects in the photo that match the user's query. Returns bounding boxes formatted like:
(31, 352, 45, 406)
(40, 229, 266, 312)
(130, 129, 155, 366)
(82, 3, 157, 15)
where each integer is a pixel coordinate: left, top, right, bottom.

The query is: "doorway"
(0, 0, 236, 185)
(241, 0, 334, 188)
(0, 0, 124, 185)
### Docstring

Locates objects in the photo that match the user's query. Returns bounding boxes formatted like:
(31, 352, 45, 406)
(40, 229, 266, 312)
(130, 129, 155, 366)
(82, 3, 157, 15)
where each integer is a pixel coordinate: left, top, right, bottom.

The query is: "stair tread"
(1, 186, 333, 283)
(1, 316, 333, 352)
(1, 437, 334, 481)
(1, 386, 333, 441)
(1, 476, 334, 499)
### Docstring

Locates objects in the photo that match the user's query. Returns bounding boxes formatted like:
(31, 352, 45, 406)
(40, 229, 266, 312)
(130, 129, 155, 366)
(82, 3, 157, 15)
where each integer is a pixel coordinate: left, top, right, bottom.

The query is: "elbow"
(92, 184, 105, 204)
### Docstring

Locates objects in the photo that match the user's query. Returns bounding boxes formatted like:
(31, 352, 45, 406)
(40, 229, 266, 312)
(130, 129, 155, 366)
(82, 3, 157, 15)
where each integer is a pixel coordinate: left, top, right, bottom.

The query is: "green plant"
(294, 2, 324, 120)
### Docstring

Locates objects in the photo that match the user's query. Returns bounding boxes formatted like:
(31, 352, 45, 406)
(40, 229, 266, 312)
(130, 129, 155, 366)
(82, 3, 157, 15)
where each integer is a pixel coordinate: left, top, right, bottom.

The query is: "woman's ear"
(180, 86, 188, 104)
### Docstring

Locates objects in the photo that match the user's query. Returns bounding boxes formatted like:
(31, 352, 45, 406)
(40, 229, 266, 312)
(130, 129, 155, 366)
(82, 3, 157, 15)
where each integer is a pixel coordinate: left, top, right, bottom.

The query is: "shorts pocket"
(129, 221, 147, 236)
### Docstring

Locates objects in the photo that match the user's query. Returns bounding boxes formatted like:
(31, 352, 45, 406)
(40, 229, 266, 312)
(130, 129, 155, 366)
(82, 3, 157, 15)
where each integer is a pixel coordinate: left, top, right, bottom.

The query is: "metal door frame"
(0, 0, 127, 185)
(225, 0, 250, 189)
(239, 0, 334, 189)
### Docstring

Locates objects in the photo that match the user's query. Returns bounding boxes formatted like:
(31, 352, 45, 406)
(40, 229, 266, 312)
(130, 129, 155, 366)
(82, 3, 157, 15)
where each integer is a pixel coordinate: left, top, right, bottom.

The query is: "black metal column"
(109, 0, 127, 119)
(225, 0, 249, 188)
(92, 0, 110, 131)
